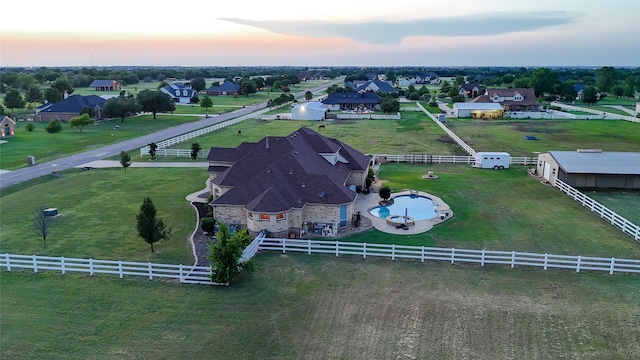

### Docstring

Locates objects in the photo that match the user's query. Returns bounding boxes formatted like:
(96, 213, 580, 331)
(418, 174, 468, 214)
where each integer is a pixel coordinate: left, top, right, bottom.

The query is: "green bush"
(201, 217, 216, 234)
(25, 123, 36, 132)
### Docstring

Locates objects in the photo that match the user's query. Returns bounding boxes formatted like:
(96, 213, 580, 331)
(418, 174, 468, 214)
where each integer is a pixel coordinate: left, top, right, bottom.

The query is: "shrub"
(201, 217, 216, 234)
(25, 123, 35, 132)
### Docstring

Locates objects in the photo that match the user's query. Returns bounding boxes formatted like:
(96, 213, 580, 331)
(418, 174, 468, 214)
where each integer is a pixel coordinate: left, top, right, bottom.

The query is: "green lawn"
(0, 115, 202, 170)
(2, 254, 638, 359)
(588, 190, 640, 223)
(445, 118, 640, 156)
(0, 168, 205, 264)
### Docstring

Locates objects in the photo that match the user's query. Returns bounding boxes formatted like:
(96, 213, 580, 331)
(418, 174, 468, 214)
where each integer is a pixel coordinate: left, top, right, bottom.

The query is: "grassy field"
(446, 118, 640, 156)
(0, 115, 202, 170)
(2, 254, 639, 359)
(0, 168, 205, 264)
(588, 190, 640, 223)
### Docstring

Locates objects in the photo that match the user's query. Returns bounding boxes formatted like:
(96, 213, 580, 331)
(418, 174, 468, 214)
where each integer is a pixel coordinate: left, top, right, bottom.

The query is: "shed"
(453, 103, 504, 118)
(291, 102, 327, 120)
(1, 116, 16, 138)
(536, 150, 640, 189)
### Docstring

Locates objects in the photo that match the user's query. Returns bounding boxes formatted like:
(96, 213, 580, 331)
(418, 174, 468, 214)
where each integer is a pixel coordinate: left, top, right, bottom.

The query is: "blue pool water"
(369, 195, 438, 221)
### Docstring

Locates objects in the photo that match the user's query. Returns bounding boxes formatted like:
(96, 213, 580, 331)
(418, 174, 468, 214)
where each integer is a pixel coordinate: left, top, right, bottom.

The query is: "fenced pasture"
(2, 254, 639, 359)
(588, 190, 640, 223)
(0, 114, 202, 170)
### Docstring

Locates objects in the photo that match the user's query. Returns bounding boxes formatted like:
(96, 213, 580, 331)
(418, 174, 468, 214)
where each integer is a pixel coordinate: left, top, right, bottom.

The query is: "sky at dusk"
(1, 0, 639, 68)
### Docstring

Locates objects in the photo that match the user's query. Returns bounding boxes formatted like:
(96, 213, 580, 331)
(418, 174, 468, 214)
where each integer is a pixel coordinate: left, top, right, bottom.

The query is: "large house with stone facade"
(470, 88, 540, 112)
(206, 127, 371, 238)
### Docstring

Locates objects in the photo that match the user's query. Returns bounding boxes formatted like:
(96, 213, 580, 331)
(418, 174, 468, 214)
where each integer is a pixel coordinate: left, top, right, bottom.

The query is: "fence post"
(392, 244, 395, 260)
(363, 243, 366, 259)
(282, 239, 286, 253)
(61, 257, 65, 274)
(5, 253, 10, 271)
(576, 256, 581, 273)
(179, 264, 184, 283)
(89, 259, 94, 276)
(451, 248, 455, 264)
(544, 254, 548, 270)
(421, 247, 425, 262)
(148, 262, 153, 280)
(307, 240, 311, 255)
(481, 250, 485, 266)
(118, 260, 123, 278)
(336, 241, 340, 257)
(33, 255, 38, 273)
(609, 257, 615, 275)
(511, 251, 516, 268)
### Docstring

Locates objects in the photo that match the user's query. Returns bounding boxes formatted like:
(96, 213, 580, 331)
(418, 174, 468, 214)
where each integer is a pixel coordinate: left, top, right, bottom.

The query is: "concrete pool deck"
(354, 190, 453, 235)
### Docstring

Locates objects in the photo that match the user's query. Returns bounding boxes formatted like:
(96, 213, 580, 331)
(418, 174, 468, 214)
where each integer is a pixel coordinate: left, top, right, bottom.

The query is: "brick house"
(206, 127, 371, 237)
(206, 80, 240, 96)
(1, 116, 16, 138)
(35, 95, 106, 122)
(322, 92, 382, 111)
(470, 88, 540, 112)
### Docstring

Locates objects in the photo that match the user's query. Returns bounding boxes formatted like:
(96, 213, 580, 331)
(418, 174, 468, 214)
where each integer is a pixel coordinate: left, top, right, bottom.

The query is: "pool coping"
(354, 190, 453, 235)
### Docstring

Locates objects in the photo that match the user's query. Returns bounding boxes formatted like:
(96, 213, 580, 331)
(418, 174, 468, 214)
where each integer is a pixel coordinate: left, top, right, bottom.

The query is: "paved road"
(0, 79, 341, 189)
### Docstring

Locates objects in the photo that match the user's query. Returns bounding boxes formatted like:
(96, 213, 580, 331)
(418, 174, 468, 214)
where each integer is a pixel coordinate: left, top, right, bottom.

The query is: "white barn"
(453, 103, 504, 118)
(291, 102, 327, 120)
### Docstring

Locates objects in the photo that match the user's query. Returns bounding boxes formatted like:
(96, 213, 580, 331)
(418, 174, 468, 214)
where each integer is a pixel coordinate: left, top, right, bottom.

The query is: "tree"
(136, 90, 175, 119)
(0, 104, 4, 116)
(69, 113, 95, 132)
(240, 79, 257, 96)
(148, 142, 158, 160)
(207, 223, 252, 284)
(136, 197, 171, 252)
(529, 67, 558, 96)
(381, 98, 400, 113)
(200, 94, 213, 111)
(305, 91, 313, 101)
(191, 142, 202, 160)
(610, 85, 624, 99)
(33, 206, 54, 248)
(3, 88, 26, 115)
(44, 87, 63, 103)
(119, 151, 131, 173)
(595, 66, 617, 93)
(45, 119, 63, 139)
(582, 86, 599, 107)
(25, 85, 44, 108)
(25, 123, 36, 132)
(103, 96, 141, 123)
(190, 77, 206, 92)
(379, 186, 391, 202)
(50, 78, 74, 97)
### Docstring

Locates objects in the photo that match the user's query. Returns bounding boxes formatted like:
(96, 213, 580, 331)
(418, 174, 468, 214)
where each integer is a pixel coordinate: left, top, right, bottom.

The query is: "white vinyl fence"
(372, 154, 536, 166)
(139, 102, 291, 156)
(554, 179, 640, 242)
(416, 102, 477, 156)
(336, 112, 401, 120)
(258, 238, 640, 274)
(550, 101, 639, 123)
(0, 254, 220, 285)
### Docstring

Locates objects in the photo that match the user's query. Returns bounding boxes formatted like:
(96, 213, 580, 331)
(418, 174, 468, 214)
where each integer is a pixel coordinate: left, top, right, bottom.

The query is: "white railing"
(148, 149, 210, 158)
(371, 154, 535, 165)
(257, 238, 640, 274)
(140, 102, 292, 156)
(550, 102, 639, 123)
(336, 113, 401, 120)
(240, 231, 265, 263)
(554, 179, 640, 242)
(416, 102, 477, 156)
(0, 253, 222, 285)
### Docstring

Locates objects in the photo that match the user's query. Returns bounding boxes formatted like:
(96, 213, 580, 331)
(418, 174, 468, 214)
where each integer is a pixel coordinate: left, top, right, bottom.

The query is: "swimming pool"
(369, 195, 438, 221)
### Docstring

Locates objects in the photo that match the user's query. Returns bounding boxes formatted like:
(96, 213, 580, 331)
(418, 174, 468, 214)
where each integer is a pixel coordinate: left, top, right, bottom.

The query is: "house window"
(260, 214, 270, 221)
(175, 90, 180, 96)
(214, 188, 220, 198)
(248, 212, 253, 219)
(276, 213, 286, 221)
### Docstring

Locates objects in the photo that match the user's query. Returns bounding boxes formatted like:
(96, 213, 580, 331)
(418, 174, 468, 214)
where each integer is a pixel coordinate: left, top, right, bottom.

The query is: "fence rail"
(554, 179, 640, 242)
(416, 102, 477, 156)
(550, 102, 639, 123)
(371, 154, 535, 166)
(257, 239, 640, 274)
(336, 113, 401, 120)
(139, 102, 291, 156)
(0, 254, 221, 285)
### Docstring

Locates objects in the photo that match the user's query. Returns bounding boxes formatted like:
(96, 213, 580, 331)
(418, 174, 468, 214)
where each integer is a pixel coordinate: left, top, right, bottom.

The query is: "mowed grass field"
(0, 115, 202, 170)
(588, 190, 640, 223)
(2, 254, 639, 359)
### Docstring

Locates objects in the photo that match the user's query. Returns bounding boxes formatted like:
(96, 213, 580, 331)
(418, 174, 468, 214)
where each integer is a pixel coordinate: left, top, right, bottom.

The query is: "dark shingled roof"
(208, 127, 370, 212)
(89, 79, 117, 87)
(207, 80, 240, 92)
(322, 92, 381, 105)
(356, 79, 398, 93)
(470, 88, 540, 107)
(37, 95, 106, 113)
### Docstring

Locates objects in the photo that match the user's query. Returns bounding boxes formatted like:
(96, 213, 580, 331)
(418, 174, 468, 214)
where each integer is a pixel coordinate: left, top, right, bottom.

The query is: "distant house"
(1, 116, 16, 138)
(291, 102, 327, 120)
(398, 77, 417, 86)
(536, 150, 640, 189)
(356, 80, 398, 95)
(574, 84, 588, 99)
(89, 80, 120, 91)
(421, 72, 440, 84)
(160, 82, 198, 103)
(453, 103, 504, 118)
(458, 83, 484, 98)
(35, 95, 106, 122)
(206, 126, 371, 237)
(206, 80, 240, 96)
(471, 88, 540, 112)
(322, 92, 382, 111)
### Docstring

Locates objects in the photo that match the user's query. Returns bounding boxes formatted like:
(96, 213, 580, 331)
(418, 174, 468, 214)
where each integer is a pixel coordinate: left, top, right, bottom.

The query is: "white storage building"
(291, 102, 327, 120)
(453, 103, 504, 118)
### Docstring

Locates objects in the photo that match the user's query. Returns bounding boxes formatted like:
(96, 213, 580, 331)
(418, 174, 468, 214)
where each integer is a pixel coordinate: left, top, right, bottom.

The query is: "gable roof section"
(357, 79, 397, 93)
(209, 127, 370, 212)
(161, 83, 197, 98)
(89, 79, 117, 87)
(454, 103, 504, 110)
(322, 92, 381, 105)
(549, 151, 640, 175)
(208, 80, 240, 92)
(460, 83, 482, 91)
(36, 95, 106, 113)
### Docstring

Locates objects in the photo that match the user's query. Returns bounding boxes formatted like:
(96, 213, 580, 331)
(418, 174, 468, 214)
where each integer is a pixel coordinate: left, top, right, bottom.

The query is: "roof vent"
(577, 149, 602, 153)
